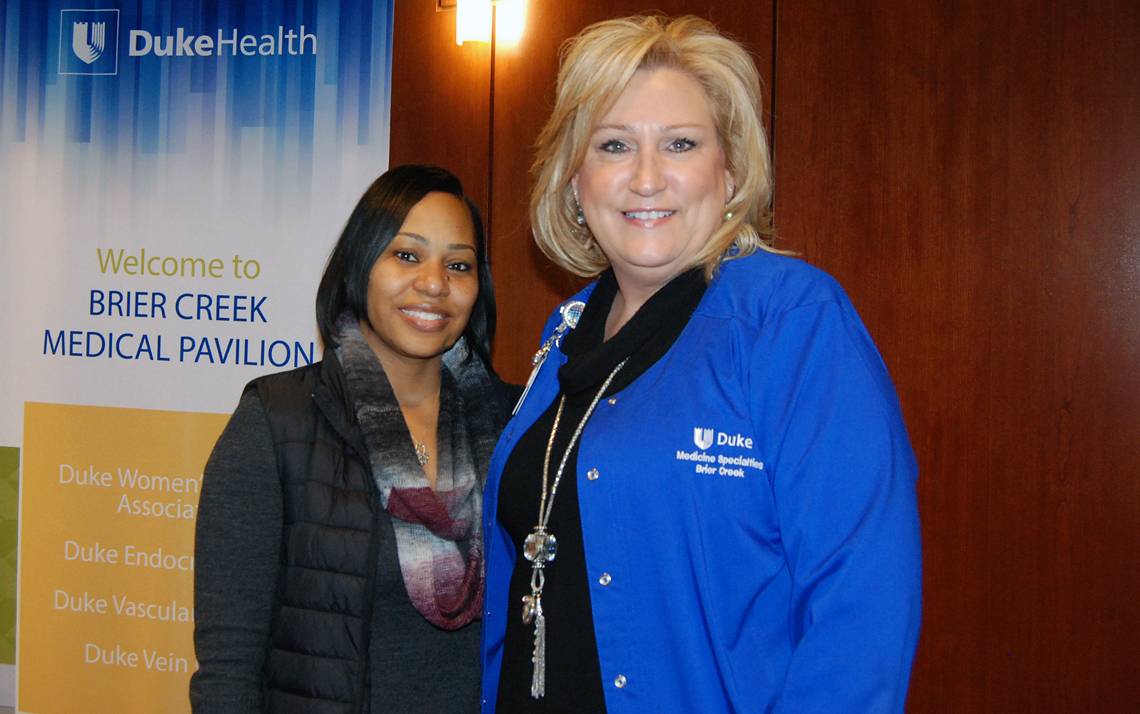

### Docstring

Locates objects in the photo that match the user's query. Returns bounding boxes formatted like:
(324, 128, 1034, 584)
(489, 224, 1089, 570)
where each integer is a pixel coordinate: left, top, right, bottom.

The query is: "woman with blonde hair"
(481, 15, 921, 713)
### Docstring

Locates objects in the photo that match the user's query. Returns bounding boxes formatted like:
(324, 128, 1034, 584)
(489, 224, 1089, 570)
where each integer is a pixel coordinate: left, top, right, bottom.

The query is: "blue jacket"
(481, 252, 922, 713)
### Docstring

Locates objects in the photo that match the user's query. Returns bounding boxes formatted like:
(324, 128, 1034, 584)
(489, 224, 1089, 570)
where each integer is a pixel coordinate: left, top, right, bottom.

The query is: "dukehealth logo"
(59, 8, 120, 76)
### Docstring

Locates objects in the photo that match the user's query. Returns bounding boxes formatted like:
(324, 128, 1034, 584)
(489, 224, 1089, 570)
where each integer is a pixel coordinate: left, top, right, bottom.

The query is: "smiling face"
(572, 67, 731, 294)
(359, 191, 479, 370)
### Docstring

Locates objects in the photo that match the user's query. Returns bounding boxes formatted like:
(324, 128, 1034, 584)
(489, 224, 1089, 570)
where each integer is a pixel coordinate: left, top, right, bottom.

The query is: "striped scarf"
(336, 316, 502, 630)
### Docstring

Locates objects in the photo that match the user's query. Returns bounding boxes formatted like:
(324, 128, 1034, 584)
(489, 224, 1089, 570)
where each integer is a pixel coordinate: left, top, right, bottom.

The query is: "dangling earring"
(576, 207, 587, 226)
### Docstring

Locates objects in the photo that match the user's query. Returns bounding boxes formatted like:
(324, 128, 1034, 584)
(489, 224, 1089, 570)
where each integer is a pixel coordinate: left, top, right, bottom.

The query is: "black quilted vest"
(250, 352, 378, 713)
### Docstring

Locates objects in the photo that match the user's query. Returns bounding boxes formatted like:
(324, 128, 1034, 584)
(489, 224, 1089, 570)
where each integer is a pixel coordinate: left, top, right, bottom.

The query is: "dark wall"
(774, 2, 1140, 709)
(391, 1, 1140, 709)
(390, 0, 492, 210)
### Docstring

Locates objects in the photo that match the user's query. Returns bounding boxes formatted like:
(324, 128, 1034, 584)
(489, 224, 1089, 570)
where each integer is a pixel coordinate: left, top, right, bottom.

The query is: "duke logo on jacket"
(676, 427, 765, 478)
(693, 427, 754, 450)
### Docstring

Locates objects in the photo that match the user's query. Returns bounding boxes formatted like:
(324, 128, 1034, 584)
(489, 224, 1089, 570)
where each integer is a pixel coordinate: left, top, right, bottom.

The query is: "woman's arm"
(751, 297, 922, 713)
(189, 391, 282, 713)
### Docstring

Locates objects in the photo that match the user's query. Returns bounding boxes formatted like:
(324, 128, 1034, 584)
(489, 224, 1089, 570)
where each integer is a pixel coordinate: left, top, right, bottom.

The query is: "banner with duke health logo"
(0, 1, 394, 710)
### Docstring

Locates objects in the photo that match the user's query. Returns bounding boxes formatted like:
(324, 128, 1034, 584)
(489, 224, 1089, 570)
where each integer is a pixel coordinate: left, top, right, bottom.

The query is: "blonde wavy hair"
(530, 15, 776, 280)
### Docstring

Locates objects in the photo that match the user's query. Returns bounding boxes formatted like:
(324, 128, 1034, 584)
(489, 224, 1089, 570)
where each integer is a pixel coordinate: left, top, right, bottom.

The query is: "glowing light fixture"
(494, 0, 528, 47)
(452, 0, 528, 47)
(455, 0, 491, 46)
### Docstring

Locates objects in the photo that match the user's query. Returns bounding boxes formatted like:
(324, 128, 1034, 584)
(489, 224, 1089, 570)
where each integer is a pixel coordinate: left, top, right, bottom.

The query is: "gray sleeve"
(190, 390, 281, 713)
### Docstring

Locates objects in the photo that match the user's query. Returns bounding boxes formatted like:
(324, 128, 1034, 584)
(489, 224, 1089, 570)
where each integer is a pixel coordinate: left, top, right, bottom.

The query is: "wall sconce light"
(454, 0, 490, 45)
(440, 0, 528, 47)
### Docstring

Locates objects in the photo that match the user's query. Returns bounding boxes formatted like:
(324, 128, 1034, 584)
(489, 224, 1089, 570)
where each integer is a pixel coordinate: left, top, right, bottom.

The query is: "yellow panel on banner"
(19, 403, 227, 714)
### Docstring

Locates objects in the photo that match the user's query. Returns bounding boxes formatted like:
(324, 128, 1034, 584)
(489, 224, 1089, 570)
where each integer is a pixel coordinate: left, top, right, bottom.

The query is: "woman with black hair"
(190, 165, 513, 713)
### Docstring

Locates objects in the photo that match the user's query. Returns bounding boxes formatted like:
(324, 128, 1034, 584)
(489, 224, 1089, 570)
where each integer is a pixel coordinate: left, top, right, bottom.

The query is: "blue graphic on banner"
(0, 0, 392, 192)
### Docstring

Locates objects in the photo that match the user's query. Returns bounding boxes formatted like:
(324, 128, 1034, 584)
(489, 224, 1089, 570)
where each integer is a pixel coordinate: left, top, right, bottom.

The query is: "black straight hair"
(315, 164, 496, 366)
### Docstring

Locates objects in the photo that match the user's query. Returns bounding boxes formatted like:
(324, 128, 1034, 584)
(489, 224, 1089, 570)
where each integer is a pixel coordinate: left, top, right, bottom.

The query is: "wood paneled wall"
(774, 2, 1140, 709)
(390, 1, 1140, 709)
(390, 1, 492, 210)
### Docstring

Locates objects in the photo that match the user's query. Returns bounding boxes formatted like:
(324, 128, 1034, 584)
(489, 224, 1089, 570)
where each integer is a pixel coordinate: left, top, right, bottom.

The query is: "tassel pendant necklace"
(522, 358, 626, 699)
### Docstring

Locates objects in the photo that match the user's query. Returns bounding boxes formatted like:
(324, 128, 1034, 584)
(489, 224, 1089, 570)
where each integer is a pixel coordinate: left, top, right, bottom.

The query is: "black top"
(496, 269, 707, 712)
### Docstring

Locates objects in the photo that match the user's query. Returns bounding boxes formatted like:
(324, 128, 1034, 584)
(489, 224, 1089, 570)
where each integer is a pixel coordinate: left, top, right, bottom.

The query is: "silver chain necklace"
(521, 357, 627, 699)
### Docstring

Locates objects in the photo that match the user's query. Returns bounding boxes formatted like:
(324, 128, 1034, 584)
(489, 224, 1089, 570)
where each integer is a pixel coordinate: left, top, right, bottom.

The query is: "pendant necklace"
(522, 357, 627, 699)
(412, 438, 430, 467)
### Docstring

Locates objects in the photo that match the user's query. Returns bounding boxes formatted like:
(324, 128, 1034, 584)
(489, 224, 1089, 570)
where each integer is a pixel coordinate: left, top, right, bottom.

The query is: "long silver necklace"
(522, 357, 627, 699)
